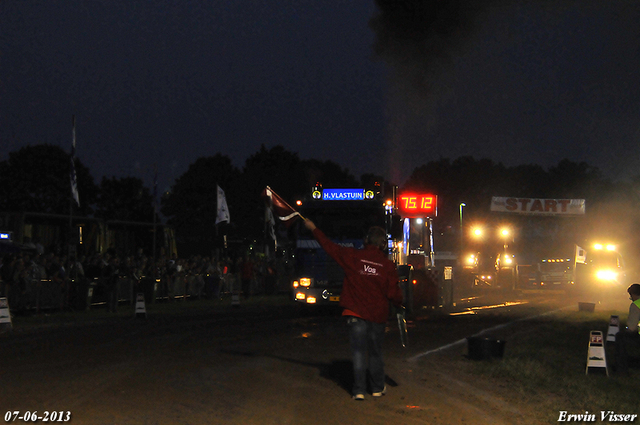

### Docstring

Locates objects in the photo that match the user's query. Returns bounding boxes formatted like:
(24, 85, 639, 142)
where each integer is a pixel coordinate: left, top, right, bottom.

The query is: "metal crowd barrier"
(4, 272, 226, 313)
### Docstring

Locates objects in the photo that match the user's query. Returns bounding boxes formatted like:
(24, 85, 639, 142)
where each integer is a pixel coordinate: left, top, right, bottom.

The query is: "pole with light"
(459, 203, 466, 255)
(500, 227, 511, 251)
(498, 226, 515, 288)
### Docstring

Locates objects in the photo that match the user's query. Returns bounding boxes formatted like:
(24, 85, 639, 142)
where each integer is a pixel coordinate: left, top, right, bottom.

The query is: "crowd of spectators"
(0, 245, 291, 313)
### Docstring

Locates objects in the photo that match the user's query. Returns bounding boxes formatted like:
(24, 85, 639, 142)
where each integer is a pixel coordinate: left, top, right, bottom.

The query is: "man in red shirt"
(304, 219, 403, 400)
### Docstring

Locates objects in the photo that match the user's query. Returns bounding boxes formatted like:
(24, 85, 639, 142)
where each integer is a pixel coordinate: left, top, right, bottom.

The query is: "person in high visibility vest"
(615, 283, 640, 374)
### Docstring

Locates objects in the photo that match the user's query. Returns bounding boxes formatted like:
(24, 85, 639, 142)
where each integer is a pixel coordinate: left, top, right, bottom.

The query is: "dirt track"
(0, 293, 605, 425)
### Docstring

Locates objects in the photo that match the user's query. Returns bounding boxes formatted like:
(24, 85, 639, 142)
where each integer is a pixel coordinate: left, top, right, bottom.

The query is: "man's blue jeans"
(347, 317, 386, 396)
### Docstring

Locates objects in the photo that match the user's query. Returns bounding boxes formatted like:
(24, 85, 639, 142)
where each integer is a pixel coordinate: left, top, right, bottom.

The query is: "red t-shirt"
(312, 228, 403, 323)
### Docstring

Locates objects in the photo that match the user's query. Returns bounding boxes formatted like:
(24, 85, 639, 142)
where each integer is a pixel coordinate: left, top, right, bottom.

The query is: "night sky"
(2, 1, 639, 195)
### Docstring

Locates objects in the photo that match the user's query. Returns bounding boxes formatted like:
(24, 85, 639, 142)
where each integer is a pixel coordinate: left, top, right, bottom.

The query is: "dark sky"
(2, 1, 639, 194)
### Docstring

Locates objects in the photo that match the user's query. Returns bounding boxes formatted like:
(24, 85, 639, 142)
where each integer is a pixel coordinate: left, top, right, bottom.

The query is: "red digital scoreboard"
(397, 193, 437, 218)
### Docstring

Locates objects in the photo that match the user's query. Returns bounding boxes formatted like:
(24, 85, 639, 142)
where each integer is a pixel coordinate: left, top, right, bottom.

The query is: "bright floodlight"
(500, 228, 510, 237)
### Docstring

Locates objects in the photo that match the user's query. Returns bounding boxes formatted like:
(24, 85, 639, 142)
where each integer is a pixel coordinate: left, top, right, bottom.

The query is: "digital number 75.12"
(400, 196, 434, 210)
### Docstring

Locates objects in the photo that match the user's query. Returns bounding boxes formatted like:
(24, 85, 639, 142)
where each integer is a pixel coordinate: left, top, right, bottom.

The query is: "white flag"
(70, 116, 80, 207)
(575, 245, 586, 265)
(216, 185, 230, 224)
(265, 205, 277, 246)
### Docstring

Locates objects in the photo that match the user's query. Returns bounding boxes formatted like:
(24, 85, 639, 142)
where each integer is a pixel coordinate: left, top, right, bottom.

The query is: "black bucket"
(466, 337, 506, 360)
(578, 302, 596, 312)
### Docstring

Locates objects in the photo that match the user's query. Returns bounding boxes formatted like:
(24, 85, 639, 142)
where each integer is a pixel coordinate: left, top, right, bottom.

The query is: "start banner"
(490, 197, 585, 215)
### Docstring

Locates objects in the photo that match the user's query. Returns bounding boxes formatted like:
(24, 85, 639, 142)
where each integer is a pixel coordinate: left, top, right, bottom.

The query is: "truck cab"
(290, 186, 392, 307)
(536, 258, 574, 287)
(588, 243, 625, 286)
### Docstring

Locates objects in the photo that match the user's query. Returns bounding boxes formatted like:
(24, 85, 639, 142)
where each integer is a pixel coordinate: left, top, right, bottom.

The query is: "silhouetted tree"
(301, 159, 358, 190)
(547, 159, 604, 199)
(162, 154, 241, 255)
(243, 145, 306, 200)
(238, 145, 307, 241)
(506, 164, 550, 198)
(0, 144, 97, 215)
(97, 176, 155, 222)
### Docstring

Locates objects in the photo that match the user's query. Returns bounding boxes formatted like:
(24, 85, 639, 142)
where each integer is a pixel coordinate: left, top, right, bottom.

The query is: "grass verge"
(467, 308, 639, 423)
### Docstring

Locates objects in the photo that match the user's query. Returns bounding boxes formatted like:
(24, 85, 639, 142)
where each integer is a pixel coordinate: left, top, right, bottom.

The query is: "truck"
(586, 242, 626, 287)
(289, 185, 452, 315)
(533, 244, 587, 288)
(536, 257, 576, 287)
(290, 185, 395, 307)
(532, 242, 627, 292)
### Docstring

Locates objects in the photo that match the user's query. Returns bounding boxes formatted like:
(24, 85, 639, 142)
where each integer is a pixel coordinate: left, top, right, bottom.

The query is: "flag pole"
(68, 115, 76, 259)
(216, 185, 230, 253)
(152, 164, 158, 280)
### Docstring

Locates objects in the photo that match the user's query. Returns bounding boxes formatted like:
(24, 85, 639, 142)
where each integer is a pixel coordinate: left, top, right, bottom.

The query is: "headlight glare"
(595, 269, 618, 281)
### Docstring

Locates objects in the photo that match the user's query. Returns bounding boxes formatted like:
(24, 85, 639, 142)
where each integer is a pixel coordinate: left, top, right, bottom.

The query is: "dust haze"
(369, 0, 640, 184)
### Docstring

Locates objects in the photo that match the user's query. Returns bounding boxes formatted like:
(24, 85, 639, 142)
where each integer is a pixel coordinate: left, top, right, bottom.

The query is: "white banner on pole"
(216, 185, 230, 224)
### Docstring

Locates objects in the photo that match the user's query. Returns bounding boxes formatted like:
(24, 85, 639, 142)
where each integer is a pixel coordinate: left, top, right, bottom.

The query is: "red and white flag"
(261, 186, 301, 226)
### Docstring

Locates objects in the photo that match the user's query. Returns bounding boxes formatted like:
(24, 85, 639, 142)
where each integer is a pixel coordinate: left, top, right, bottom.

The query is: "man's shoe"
(372, 386, 387, 397)
(352, 394, 365, 401)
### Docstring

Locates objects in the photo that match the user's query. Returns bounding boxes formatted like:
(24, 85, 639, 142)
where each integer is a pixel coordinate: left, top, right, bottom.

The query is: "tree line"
(1, 144, 639, 258)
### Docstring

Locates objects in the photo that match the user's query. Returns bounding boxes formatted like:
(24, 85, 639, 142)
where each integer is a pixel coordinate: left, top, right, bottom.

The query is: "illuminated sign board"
(314, 189, 376, 201)
(397, 193, 437, 218)
(490, 197, 585, 215)
(0, 232, 11, 241)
